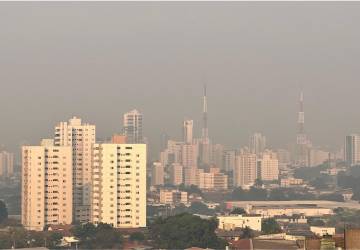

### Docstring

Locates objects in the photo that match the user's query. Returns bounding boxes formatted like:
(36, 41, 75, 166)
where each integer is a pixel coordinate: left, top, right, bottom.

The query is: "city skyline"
(1, 3, 360, 156)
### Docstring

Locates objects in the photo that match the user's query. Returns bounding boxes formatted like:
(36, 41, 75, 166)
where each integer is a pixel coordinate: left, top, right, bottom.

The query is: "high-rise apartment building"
(249, 133, 266, 157)
(160, 140, 183, 167)
(91, 143, 146, 228)
(123, 109, 143, 144)
(0, 151, 14, 177)
(223, 150, 237, 172)
(258, 150, 279, 181)
(22, 139, 72, 231)
(345, 134, 360, 166)
(211, 144, 225, 170)
(151, 162, 164, 186)
(234, 149, 257, 188)
(198, 168, 228, 190)
(183, 119, 193, 144)
(184, 167, 203, 187)
(54, 116, 95, 223)
(181, 143, 198, 168)
(169, 163, 183, 186)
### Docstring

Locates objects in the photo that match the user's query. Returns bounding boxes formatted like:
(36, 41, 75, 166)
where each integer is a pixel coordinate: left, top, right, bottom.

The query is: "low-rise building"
(310, 226, 336, 236)
(217, 214, 262, 231)
(159, 189, 188, 205)
(280, 178, 304, 187)
(246, 204, 333, 218)
(275, 215, 307, 224)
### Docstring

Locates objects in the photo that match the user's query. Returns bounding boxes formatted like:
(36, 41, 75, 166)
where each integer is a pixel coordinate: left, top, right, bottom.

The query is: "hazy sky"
(1, 2, 360, 159)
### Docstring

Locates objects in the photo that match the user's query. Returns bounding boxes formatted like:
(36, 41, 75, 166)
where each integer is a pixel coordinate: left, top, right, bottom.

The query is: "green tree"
(149, 213, 226, 249)
(188, 202, 214, 216)
(230, 207, 246, 215)
(262, 218, 282, 234)
(71, 222, 123, 249)
(130, 232, 145, 242)
(0, 201, 8, 224)
(254, 179, 263, 188)
(242, 226, 254, 238)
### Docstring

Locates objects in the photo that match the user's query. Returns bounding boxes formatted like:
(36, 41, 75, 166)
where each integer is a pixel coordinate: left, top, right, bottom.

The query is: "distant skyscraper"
(54, 116, 95, 223)
(22, 139, 73, 231)
(249, 133, 266, 157)
(211, 144, 225, 169)
(184, 167, 203, 187)
(345, 134, 360, 166)
(296, 92, 309, 166)
(169, 163, 183, 186)
(151, 162, 164, 186)
(91, 143, 146, 228)
(182, 119, 193, 144)
(181, 143, 198, 168)
(123, 109, 143, 144)
(234, 148, 257, 188)
(0, 151, 14, 177)
(223, 150, 237, 173)
(258, 150, 279, 181)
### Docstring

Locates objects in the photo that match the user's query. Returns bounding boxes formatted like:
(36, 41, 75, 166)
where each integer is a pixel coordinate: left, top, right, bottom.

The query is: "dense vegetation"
(0, 185, 20, 215)
(0, 201, 8, 224)
(71, 223, 123, 249)
(337, 168, 360, 201)
(230, 207, 246, 215)
(262, 218, 282, 234)
(294, 164, 329, 181)
(148, 213, 227, 249)
(0, 227, 62, 249)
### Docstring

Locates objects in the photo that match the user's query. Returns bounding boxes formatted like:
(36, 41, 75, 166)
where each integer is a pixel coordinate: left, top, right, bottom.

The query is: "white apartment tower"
(54, 116, 95, 223)
(183, 119, 193, 144)
(151, 162, 164, 186)
(234, 149, 257, 188)
(169, 163, 183, 186)
(22, 140, 72, 231)
(123, 109, 143, 144)
(91, 144, 146, 228)
(181, 143, 198, 168)
(0, 151, 14, 177)
(259, 150, 279, 181)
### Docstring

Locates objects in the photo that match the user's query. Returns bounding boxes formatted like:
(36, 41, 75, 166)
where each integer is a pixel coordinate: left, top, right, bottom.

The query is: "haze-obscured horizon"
(1, 2, 360, 159)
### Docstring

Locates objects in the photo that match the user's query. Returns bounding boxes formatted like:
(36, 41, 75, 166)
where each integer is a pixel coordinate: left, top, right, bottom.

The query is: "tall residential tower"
(123, 109, 143, 144)
(54, 117, 95, 223)
(22, 139, 73, 231)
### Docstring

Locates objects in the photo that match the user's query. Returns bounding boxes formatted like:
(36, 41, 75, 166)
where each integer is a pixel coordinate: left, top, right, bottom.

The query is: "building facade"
(123, 109, 143, 144)
(54, 116, 95, 223)
(249, 133, 266, 157)
(169, 163, 183, 186)
(22, 140, 72, 231)
(91, 143, 146, 228)
(234, 149, 257, 188)
(259, 150, 279, 181)
(0, 150, 14, 177)
(345, 134, 360, 166)
(182, 119, 193, 144)
(151, 162, 164, 186)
